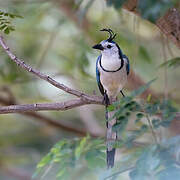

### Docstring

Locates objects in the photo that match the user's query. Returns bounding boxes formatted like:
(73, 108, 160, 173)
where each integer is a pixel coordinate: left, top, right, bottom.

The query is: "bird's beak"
(92, 44, 104, 50)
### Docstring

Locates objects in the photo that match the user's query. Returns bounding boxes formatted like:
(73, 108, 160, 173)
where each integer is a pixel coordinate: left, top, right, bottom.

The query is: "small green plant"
(34, 81, 179, 179)
(0, 10, 22, 34)
(108, 80, 177, 148)
(33, 136, 106, 179)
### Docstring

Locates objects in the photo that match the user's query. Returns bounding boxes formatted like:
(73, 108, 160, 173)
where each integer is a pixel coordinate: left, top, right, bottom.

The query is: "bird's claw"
(103, 92, 110, 107)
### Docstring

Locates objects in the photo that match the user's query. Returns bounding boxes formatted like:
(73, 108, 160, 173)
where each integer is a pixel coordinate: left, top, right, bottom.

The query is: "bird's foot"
(103, 92, 110, 107)
(120, 90, 125, 97)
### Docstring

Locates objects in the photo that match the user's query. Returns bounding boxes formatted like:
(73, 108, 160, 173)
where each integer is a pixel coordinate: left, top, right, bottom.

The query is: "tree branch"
(0, 36, 101, 103)
(0, 35, 179, 119)
(0, 95, 101, 136)
(0, 98, 102, 114)
(0, 99, 179, 119)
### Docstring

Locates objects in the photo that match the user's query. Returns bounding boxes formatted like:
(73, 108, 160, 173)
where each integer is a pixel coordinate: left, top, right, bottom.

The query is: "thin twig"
(145, 114, 158, 144)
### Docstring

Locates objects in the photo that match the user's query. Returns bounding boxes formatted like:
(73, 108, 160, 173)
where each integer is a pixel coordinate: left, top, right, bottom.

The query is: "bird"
(92, 28, 130, 168)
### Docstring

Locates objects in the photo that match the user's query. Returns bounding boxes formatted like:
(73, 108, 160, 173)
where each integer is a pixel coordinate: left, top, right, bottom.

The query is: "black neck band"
(99, 57, 124, 73)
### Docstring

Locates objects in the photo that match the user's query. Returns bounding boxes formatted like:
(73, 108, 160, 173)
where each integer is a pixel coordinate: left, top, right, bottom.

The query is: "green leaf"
(0, 24, 7, 30)
(9, 14, 15, 18)
(112, 109, 125, 120)
(75, 136, 88, 159)
(14, 14, 23, 18)
(37, 153, 52, 169)
(113, 117, 128, 133)
(107, 104, 115, 111)
(4, 27, 10, 34)
(126, 111, 131, 117)
(158, 57, 180, 69)
(56, 167, 67, 179)
(147, 94, 152, 102)
(117, 115, 126, 122)
(0, 11, 22, 34)
(50, 139, 67, 156)
(145, 103, 158, 115)
(135, 113, 144, 123)
(4, 13, 9, 16)
(136, 113, 144, 119)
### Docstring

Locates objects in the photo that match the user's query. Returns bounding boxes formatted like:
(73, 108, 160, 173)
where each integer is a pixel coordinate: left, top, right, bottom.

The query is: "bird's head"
(92, 29, 121, 57)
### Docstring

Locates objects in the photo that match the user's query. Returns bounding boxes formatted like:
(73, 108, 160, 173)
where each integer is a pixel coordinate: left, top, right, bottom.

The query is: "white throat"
(101, 53, 121, 71)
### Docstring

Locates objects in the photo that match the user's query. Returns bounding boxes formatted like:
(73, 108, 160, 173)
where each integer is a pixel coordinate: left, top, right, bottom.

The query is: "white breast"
(98, 57, 127, 98)
(101, 54, 121, 71)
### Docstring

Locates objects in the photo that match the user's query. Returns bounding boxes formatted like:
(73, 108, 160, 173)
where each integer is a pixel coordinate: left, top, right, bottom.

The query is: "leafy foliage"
(34, 81, 178, 179)
(109, 80, 177, 146)
(33, 136, 106, 179)
(0, 10, 22, 34)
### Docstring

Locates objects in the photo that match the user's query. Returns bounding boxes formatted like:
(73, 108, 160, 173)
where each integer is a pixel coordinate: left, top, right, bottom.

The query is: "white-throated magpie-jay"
(92, 29, 130, 168)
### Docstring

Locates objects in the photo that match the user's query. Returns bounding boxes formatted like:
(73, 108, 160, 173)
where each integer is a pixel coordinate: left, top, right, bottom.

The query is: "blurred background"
(0, 0, 180, 179)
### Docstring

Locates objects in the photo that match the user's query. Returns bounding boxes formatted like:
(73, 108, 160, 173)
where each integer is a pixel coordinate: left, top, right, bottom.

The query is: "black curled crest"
(100, 28, 117, 42)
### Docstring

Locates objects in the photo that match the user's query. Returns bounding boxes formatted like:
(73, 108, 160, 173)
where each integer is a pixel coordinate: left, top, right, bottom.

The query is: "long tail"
(105, 94, 116, 168)
(105, 92, 124, 168)
(107, 147, 115, 168)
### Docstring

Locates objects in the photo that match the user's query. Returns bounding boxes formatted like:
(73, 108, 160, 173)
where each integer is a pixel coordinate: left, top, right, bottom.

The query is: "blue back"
(122, 54, 130, 75)
(96, 55, 104, 95)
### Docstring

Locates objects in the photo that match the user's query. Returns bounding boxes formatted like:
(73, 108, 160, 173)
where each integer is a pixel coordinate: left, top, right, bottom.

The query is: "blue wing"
(96, 55, 104, 96)
(122, 54, 130, 75)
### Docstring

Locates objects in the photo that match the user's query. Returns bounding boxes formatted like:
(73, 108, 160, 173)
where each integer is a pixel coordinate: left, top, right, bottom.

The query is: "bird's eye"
(107, 45, 112, 49)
